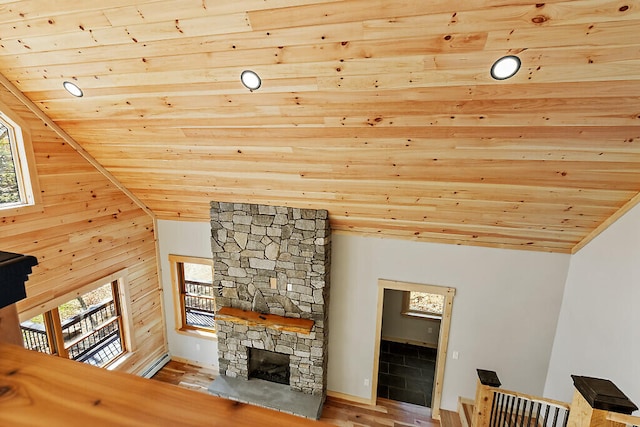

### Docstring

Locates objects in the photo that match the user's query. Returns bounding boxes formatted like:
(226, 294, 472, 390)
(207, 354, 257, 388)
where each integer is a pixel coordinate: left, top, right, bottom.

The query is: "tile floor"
(377, 340, 437, 407)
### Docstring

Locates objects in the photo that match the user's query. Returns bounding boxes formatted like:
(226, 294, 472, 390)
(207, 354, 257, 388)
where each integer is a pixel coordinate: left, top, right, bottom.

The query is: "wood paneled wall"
(0, 84, 166, 374)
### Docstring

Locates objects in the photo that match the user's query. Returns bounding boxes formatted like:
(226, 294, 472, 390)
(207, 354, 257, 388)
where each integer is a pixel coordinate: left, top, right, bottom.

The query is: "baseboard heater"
(140, 353, 171, 379)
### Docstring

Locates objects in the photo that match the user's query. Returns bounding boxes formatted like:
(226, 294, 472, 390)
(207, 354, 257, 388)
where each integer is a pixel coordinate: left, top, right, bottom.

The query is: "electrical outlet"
(287, 283, 293, 291)
(364, 378, 370, 386)
(428, 327, 433, 334)
(452, 351, 459, 360)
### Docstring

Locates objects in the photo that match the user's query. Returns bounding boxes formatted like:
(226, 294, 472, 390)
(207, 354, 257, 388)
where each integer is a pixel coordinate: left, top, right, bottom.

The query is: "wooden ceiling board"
(1, 0, 639, 253)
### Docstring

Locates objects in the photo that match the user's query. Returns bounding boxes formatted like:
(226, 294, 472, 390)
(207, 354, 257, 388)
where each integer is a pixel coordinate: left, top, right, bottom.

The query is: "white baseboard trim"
(140, 353, 171, 378)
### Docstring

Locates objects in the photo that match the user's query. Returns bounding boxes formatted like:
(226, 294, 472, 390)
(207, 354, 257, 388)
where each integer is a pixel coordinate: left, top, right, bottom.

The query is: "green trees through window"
(21, 281, 128, 368)
(0, 105, 39, 212)
(0, 122, 20, 205)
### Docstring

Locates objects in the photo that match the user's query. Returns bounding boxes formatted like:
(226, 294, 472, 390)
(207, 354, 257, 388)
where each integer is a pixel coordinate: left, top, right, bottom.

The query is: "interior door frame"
(371, 279, 456, 420)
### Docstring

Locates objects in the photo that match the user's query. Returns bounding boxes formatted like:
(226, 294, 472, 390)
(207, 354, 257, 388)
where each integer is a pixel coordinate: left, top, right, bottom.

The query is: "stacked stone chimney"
(211, 202, 330, 396)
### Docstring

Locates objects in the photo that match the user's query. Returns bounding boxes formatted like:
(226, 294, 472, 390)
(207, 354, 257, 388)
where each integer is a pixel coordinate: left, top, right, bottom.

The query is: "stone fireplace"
(209, 201, 330, 416)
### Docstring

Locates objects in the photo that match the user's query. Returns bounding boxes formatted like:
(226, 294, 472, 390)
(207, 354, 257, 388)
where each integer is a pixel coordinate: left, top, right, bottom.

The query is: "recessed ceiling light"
(63, 81, 83, 97)
(490, 56, 521, 80)
(240, 70, 261, 91)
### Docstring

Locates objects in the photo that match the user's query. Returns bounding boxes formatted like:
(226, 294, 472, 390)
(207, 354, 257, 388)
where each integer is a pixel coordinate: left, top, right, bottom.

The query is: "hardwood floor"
(150, 359, 217, 393)
(151, 360, 441, 426)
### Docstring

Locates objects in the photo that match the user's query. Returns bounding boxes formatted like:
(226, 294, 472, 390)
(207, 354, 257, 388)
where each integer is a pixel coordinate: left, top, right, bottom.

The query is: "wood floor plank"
(152, 359, 441, 426)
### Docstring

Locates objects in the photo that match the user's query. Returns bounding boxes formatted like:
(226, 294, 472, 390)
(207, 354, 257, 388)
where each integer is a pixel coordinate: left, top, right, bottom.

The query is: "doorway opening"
(378, 289, 439, 407)
(372, 279, 455, 420)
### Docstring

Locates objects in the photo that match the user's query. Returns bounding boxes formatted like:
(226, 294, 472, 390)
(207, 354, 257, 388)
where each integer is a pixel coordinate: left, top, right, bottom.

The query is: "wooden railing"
(607, 412, 640, 427)
(473, 370, 570, 427)
(472, 370, 638, 427)
(489, 389, 570, 427)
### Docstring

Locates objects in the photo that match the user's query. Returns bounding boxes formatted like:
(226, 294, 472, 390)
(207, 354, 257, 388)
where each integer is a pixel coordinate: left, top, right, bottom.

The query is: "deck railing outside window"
(184, 280, 217, 329)
(21, 299, 123, 366)
(21, 323, 50, 354)
(63, 300, 123, 364)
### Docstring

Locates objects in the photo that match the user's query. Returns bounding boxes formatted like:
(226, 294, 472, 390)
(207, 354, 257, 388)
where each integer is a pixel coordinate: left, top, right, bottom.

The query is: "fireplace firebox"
(248, 348, 290, 385)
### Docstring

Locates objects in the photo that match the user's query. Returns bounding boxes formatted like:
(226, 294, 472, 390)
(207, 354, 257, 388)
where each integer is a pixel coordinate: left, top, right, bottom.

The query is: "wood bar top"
(216, 307, 315, 334)
(0, 343, 329, 427)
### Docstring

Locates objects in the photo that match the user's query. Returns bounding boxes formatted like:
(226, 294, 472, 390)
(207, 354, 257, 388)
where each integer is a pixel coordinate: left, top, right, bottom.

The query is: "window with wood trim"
(169, 254, 219, 335)
(20, 276, 131, 368)
(0, 101, 41, 214)
(401, 291, 445, 320)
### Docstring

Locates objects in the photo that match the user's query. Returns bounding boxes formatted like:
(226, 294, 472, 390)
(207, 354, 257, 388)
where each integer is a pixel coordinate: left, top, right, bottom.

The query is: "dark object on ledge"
(0, 251, 38, 309)
(477, 369, 502, 387)
(571, 375, 638, 414)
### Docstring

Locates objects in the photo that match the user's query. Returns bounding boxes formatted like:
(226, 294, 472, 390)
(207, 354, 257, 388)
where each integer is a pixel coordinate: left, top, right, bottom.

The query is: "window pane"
(0, 122, 20, 206)
(183, 262, 216, 329)
(59, 283, 124, 367)
(184, 262, 213, 285)
(21, 314, 52, 354)
(409, 292, 444, 315)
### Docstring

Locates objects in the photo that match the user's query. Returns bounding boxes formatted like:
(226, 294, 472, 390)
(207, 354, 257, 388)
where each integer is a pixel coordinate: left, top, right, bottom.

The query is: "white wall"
(157, 220, 219, 369)
(381, 289, 441, 347)
(156, 219, 571, 411)
(544, 203, 640, 412)
(329, 232, 570, 410)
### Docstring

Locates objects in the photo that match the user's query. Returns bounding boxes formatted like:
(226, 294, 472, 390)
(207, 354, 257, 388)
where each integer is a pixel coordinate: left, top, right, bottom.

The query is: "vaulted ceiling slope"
(0, 0, 639, 253)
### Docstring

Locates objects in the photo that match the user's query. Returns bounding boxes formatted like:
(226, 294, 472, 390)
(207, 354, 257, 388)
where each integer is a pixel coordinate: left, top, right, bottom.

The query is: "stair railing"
(607, 412, 640, 427)
(472, 369, 570, 427)
(472, 370, 638, 427)
(490, 389, 570, 426)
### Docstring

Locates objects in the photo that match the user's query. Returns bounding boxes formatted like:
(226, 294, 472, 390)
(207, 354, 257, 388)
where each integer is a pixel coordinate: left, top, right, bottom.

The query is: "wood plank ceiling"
(0, 0, 639, 253)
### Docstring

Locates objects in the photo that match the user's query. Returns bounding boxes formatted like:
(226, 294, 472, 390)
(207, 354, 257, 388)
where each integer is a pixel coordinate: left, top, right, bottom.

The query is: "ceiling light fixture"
(490, 55, 521, 80)
(240, 70, 261, 91)
(63, 81, 84, 97)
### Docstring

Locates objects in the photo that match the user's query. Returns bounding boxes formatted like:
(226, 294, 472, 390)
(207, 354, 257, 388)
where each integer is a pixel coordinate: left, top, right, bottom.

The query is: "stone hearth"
(209, 201, 330, 414)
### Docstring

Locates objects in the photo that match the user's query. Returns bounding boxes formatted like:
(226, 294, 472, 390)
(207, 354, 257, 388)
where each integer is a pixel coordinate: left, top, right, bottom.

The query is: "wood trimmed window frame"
(169, 254, 217, 339)
(401, 290, 445, 320)
(19, 270, 135, 369)
(0, 98, 42, 216)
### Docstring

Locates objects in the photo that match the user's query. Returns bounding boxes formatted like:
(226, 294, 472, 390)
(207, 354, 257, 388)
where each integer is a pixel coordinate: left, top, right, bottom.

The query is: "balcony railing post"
(472, 369, 501, 427)
(566, 375, 638, 427)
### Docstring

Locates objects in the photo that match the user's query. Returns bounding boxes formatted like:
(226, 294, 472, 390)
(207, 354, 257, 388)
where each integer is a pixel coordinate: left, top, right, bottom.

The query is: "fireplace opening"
(248, 348, 290, 386)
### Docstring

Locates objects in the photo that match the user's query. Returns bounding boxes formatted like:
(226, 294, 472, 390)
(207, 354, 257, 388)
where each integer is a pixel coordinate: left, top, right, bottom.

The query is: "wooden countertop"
(0, 343, 329, 427)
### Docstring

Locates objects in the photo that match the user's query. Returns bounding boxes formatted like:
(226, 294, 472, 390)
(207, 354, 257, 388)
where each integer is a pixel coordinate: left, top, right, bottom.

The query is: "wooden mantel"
(217, 307, 315, 335)
(0, 343, 329, 426)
